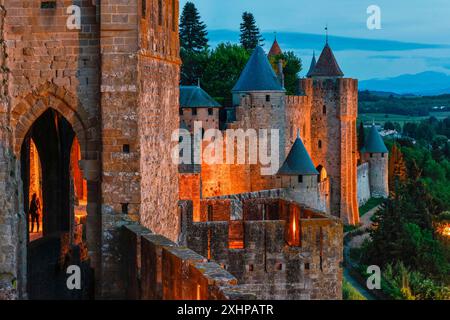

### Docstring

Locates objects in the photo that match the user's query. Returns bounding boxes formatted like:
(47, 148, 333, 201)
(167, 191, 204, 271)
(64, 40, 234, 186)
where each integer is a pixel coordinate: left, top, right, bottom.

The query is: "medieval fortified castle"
(0, 1, 388, 300)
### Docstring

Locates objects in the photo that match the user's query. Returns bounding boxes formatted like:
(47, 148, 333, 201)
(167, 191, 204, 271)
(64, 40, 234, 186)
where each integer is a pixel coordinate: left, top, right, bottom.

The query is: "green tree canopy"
(202, 43, 250, 104)
(239, 12, 264, 51)
(179, 1, 208, 52)
(269, 52, 302, 95)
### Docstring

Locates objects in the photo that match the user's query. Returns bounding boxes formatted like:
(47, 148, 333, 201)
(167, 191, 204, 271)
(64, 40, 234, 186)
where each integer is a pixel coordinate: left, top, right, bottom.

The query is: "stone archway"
(11, 84, 101, 299)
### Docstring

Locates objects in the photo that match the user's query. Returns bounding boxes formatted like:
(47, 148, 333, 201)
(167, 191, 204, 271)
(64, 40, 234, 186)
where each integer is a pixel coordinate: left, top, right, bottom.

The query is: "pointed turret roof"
(232, 46, 284, 92)
(308, 43, 344, 78)
(362, 125, 388, 153)
(306, 51, 317, 78)
(180, 85, 221, 108)
(278, 133, 319, 176)
(268, 38, 282, 57)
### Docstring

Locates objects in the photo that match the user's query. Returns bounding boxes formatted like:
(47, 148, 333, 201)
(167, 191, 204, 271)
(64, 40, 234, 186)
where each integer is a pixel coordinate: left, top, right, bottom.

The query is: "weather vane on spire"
(325, 24, 329, 44)
(274, 31, 277, 40)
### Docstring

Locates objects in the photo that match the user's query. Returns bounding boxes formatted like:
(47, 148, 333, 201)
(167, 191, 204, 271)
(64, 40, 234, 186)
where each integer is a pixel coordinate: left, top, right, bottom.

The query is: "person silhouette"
(29, 193, 40, 233)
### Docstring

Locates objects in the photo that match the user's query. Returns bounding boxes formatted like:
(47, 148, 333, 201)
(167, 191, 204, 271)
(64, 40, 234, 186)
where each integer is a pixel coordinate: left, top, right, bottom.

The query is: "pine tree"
(239, 12, 264, 51)
(179, 1, 208, 53)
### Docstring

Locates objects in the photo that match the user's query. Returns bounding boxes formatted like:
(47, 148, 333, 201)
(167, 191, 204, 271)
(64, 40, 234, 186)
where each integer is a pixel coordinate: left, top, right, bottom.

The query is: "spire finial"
(325, 24, 329, 44)
(197, 78, 201, 87)
(297, 128, 300, 139)
(274, 31, 277, 41)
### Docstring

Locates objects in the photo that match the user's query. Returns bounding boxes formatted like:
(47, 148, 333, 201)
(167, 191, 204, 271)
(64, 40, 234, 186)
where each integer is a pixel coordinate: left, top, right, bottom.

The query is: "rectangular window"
(298, 175, 303, 183)
(142, 0, 146, 18)
(41, 1, 56, 9)
(179, 109, 183, 116)
(172, 0, 176, 31)
(158, 0, 163, 25)
(192, 108, 197, 116)
(208, 108, 213, 116)
(266, 95, 270, 102)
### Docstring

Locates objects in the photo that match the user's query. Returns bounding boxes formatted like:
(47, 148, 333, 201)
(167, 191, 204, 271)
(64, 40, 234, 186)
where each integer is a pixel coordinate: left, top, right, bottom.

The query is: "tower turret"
(361, 124, 389, 198)
(307, 43, 344, 79)
(306, 51, 317, 78)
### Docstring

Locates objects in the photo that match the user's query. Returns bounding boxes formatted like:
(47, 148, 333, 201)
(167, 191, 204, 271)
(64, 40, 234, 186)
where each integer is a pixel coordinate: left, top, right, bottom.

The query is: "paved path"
(343, 204, 383, 300)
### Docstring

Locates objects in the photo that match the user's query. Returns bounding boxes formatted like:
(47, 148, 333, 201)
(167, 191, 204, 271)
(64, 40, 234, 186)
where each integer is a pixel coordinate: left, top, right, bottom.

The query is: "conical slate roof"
(180, 86, 221, 108)
(362, 125, 388, 153)
(306, 51, 317, 78)
(308, 43, 344, 78)
(268, 39, 282, 57)
(232, 46, 284, 92)
(278, 134, 319, 176)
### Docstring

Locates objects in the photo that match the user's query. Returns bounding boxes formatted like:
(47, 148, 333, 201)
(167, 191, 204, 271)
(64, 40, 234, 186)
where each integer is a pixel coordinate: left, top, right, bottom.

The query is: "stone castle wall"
(357, 162, 371, 206)
(310, 78, 359, 224)
(0, 0, 181, 299)
(0, 0, 101, 298)
(183, 198, 343, 300)
(363, 152, 389, 198)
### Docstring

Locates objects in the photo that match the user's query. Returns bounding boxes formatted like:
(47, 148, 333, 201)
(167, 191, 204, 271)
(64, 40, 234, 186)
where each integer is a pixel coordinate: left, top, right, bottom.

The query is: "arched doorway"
(20, 108, 93, 299)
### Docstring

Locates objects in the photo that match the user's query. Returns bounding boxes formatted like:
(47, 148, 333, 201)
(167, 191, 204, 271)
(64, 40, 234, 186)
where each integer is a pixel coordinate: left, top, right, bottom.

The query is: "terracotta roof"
(362, 125, 388, 153)
(306, 51, 317, 78)
(180, 86, 221, 108)
(278, 134, 319, 176)
(308, 43, 344, 78)
(268, 39, 282, 57)
(232, 46, 284, 92)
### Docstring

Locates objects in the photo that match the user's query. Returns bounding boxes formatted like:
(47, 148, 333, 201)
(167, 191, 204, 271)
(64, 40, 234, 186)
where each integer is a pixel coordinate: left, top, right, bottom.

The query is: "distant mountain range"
(359, 71, 450, 96)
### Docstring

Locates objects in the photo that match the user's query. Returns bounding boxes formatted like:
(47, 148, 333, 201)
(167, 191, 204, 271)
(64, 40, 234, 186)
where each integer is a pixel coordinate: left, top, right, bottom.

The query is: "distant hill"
(359, 71, 450, 96)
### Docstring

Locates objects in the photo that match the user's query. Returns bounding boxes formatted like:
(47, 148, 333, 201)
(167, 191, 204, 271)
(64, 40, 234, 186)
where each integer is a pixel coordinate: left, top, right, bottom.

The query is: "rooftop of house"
(232, 46, 285, 92)
(180, 85, 221, 108)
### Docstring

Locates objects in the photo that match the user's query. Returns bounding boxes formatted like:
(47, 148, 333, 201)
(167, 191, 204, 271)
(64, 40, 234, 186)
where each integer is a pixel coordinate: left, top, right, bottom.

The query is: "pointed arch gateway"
(13, 85, 100, 299)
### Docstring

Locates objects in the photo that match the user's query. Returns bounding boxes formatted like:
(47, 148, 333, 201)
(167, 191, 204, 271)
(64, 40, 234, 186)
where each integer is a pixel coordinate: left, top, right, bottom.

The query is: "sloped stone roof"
(308, 43, 344, 78)
(232, 46, 284, 92)
(362, 125, 389, 153)
(306, 51, 317, 78)
(268, 39, 282, 57)
(180, 86, 221, 108)
(278, 135, 319, 176)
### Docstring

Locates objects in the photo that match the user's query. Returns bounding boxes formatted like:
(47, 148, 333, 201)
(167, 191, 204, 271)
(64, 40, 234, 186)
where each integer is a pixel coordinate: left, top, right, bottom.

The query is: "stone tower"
(0, 0, 180, 299)
(231, 46, 286, 164)
(307, 42, 359, 225)
(361, 124, 389, 198)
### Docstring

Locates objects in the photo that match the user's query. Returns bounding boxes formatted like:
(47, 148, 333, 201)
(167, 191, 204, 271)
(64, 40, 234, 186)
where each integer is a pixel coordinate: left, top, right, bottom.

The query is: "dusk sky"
(180, 0, 450, 80)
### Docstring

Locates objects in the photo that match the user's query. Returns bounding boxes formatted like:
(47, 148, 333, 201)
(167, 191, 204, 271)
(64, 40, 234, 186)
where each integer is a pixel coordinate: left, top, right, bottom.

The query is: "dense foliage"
(356, 117, 450, 299)
(269, 52, 302, 95)
(201, 43, 250, 104)
(359, 90, 450, 116)
(179, 8, 302, 104)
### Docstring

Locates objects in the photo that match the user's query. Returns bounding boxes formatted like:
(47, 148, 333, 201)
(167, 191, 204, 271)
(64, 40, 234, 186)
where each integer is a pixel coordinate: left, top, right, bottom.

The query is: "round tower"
(361, 124, 389, 198)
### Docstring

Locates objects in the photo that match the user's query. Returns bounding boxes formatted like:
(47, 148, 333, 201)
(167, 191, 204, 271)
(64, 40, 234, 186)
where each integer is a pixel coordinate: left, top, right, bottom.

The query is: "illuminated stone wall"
(184, 198, 343, 300)
(310, 78, 359, 224)
(121, 223, 255, 300)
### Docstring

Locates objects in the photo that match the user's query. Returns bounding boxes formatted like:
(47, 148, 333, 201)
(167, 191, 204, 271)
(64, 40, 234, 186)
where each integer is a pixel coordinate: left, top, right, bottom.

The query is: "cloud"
(208, 30, 448, 53)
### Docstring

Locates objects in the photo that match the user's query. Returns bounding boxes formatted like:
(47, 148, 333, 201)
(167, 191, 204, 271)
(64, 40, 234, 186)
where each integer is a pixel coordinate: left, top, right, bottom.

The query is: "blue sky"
(180, 0, 450, 80)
